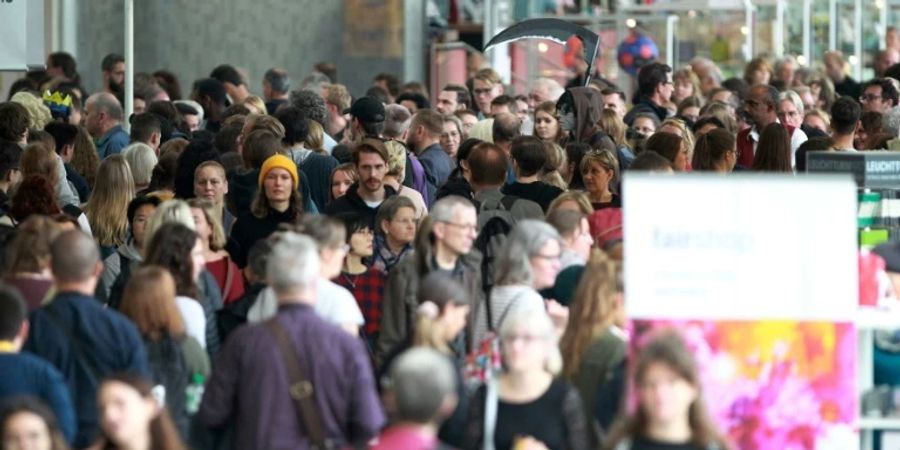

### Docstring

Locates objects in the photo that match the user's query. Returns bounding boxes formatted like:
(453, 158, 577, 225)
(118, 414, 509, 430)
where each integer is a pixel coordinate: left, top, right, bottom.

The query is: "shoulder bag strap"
(265, 318, 333, 450)
(482, 376, 498, 450)
(221, 256, 235, 301)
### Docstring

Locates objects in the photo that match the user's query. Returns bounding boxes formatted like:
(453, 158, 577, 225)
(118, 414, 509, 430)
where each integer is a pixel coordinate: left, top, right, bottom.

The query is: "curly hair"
(288, 89, 329, 128)
(8, 175, 60, 222)
(10, 92, 52, 130)
(143, 222, 200, 299)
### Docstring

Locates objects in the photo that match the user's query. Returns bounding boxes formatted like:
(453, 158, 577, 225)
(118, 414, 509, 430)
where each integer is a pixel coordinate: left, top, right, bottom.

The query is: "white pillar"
(666, 15, 678, 68)
(854, 0, 862, 80)
(124, 0, 133, 129)
(743, 0, 754, 60)
(802, 0, 811, 64)
(404, 0, 426, 85)
(484, 0, 512, 84)
(829, 0, 837, 51)
(774, 0, 785, 58)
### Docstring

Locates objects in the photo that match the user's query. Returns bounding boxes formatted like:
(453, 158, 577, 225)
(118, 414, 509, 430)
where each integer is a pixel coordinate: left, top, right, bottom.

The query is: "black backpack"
(473, 195, 518, 298)
(146, 335, 190, 438)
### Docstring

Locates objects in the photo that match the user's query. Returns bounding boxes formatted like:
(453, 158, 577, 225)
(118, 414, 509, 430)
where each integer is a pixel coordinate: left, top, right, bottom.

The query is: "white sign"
(624, 174, 858, 322)
(0, 0, 45, 71)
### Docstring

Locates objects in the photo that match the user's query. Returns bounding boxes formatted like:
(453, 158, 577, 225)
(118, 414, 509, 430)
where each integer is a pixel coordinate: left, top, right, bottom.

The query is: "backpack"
(473, 195, 518, 296)
(146, 335, 190, 438)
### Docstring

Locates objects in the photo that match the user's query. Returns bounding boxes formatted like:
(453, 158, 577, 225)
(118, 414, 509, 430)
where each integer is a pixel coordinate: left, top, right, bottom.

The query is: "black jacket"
(323, 183, 397, 228)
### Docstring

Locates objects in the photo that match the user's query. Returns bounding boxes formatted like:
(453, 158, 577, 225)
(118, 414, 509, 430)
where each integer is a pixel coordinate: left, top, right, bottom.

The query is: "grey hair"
(298, 71, 331, 95)
(499, 308, 562, 376)
(383, 104, 412, 139)
(173, 99, 204, 122)
(774, 55, 797, 74)
(143, 199, 195, 251)
(494, 220, 562, 287)
(529, 77, 565, 102)
(883, 106, 900, 137)
(87, 92, 124, 121)
(430, 195, 474, 223)
(122, 143, 158, 186)
(267, 232, 320, 296)
(264, 68, 291, 94)
(779, 90, 804, 115)
(387, 347, 457, 423)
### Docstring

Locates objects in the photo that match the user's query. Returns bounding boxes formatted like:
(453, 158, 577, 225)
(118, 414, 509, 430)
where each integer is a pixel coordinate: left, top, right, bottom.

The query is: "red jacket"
(737, 123, 796, 168)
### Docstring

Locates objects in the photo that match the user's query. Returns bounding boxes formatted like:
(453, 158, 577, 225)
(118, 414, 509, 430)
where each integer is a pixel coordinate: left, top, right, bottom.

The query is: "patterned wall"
(75, 0, 404, 98)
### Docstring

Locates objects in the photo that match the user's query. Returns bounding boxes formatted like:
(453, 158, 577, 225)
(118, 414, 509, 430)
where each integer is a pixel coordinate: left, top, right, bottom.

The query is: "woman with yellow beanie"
(227, 154, 303, 267)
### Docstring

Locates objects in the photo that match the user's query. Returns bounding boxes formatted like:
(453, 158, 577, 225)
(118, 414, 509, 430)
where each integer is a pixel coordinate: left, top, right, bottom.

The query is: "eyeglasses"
(502, 333, 545, 345)
(860, 94, 883, 102)
(532, 252, 561, 261)
(473, 88, 493, 96)
(440, 221, 477, 232)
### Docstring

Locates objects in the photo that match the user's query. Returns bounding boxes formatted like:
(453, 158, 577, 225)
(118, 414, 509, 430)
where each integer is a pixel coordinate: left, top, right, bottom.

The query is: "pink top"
(370, 425, 439, 450)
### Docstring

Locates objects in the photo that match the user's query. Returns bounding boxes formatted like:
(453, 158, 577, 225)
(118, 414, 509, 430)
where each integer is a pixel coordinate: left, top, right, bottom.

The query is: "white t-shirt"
(175, 296, 207, 349)
(246, 279, 364, 328)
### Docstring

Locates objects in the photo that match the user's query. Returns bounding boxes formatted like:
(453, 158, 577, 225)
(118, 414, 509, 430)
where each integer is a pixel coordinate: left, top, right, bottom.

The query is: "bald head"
(492, 112, 521, 145)
(86, 92, 124, 122)
(50, 230, 101, 284)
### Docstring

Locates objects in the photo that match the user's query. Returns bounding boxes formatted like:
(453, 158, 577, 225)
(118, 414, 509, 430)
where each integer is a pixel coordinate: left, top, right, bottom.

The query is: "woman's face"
(680, 106, 700, 124)
(190, 208, 212, 245)
(569, 218, 594, 262)
(804, 115, 828, 134)
(97, 381, 158, 447)
(440, 302, 470, 341)
(131, 204, 156, 248)
(534, 110, 560, 141)
(440, 122, 461, 158)
(638, 362, 698, 428)
(349, 227, 374, 258)
(383, 206, 417, 246)
(673, 147, 689, 171)
(582, 162, 613, 196)
(673, 80, 694, 102)
(530, 239, 562, 290)
(502, 324, 549, 373)
(194, 166, 228, 205)
(552, 199, 581, 214)
(330, 170, 354, 200)
(191, 238, 206, 281)
(632, 117, 656, 137)
(263, 168, 294, 204)
(2, 411, 53, 450)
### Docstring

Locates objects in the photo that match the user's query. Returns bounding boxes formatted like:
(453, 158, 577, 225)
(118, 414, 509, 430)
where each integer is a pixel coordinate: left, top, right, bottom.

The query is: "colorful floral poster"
(630, 320, 858, 450)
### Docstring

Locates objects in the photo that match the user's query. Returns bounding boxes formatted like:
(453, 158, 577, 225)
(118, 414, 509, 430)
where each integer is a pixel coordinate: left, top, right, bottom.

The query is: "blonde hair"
(142, 199, 195, 255)
(10, 92, 52, 130)
(305, 120, 325, 153)
(580, 150, 619, 194)
(500, 308, 563, 375)
(188, 198, 226, 251)
(541, 142, 568, 191)
(597, 108, 628, 146)
(804, 108, 831, 132)
(83, 155, 135, 247)
(660, 118, 696, 160)
(560, 251, 623, 379)
(547, 191, 594, 216)
(242, 95, 268, 115)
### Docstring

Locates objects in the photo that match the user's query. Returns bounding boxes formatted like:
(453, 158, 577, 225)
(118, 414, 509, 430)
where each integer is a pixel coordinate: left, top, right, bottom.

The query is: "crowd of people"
(1, 40, 896, 450)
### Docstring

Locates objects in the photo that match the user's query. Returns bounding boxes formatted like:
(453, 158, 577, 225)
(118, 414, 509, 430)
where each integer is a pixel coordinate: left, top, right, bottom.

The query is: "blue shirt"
(24, 291, 148, 448)
(95, 124, 129, 159)
(417, 143, 453, 197)
(0, 352, 77, 443)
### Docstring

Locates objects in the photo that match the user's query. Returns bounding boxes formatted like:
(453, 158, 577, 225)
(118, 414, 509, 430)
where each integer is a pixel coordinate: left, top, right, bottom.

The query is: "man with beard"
(101, 54, 125, 96)
(324, 139, 397, 227)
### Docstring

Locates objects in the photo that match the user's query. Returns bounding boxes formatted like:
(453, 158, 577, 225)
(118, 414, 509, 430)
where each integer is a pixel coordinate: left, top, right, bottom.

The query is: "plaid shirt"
(335, 267, 386, 338)
(371, 234, 413, 274)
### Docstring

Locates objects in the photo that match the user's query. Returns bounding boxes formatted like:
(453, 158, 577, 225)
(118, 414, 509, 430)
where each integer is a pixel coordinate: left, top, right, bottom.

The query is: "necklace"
(339, 272, 359, 291)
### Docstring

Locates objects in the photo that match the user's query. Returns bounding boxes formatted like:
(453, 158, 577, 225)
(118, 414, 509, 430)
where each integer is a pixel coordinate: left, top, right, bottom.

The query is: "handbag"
(266, 318, 335, 450)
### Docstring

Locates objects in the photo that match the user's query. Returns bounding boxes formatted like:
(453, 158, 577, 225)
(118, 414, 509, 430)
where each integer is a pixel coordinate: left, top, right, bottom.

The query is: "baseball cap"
(344, 96, 385, 123)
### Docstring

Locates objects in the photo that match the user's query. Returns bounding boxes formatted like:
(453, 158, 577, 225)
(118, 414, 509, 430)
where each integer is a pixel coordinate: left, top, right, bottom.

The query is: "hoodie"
(323, 182, 398, 228)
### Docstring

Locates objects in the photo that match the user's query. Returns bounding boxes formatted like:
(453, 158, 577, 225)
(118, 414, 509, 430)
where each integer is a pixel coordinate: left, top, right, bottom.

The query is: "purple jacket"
(198, 303, 385, 449)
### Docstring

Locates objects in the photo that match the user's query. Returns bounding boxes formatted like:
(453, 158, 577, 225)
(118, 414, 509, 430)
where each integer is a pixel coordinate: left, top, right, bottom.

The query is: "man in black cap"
(345, 96, 386, 143)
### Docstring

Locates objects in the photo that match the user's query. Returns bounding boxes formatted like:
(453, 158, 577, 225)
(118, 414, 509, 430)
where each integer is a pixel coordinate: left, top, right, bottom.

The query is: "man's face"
(473, 79, 501, 114)
(436, 205, 477, 256)
(657, 72, 674, 102)
(602, 94, 626, 119)
(744, 88, 773, 126)
(459, 113, 478, 136)
(436, 90, 459, 114)
(777, 99, 803, 128)
(184, 114, 200, 131)
(528, 86, 551, 108)
(862, 85, 891, 113)
(83, 100, 103, 136)
(356, 151, 387, 194)
(491, 104, 510, 117)
(877, 51, 900, 76)
(104, 62, 125, 93)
